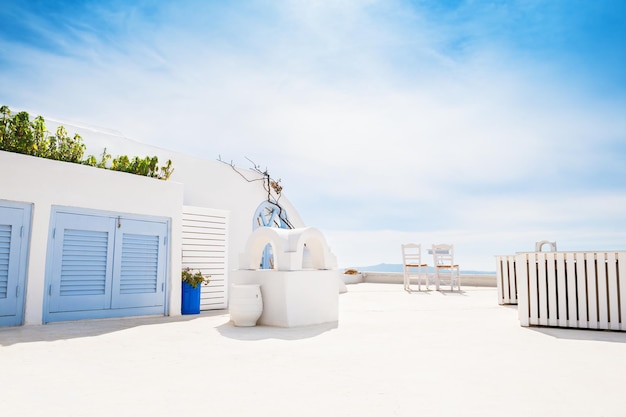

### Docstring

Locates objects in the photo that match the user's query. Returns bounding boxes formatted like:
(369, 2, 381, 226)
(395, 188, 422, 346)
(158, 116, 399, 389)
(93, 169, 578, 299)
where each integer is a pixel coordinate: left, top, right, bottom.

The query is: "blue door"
(48, 213, 115, 313)
(111, 218, 167, 309)
(46, 209, 168, 323)
(0, 202, 31, 327)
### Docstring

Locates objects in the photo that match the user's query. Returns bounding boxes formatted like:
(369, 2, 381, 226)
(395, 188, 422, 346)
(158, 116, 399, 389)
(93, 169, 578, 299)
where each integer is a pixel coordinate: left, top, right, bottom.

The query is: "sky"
(2, 0, 626, 271)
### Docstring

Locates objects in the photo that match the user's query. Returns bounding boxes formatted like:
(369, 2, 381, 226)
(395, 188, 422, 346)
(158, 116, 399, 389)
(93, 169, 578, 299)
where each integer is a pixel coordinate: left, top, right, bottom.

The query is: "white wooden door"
(182, 206, 229, 310)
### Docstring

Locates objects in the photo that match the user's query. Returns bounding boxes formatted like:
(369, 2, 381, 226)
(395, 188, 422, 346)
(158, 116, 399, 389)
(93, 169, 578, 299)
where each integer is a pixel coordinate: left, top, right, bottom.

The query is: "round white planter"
(229, 284, 263, 326)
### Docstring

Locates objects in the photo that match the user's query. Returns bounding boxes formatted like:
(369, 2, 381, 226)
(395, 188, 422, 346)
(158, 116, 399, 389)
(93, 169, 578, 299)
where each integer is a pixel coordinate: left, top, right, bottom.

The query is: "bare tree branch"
(217, 155, 264, 183)
(217, 155, 294, 229)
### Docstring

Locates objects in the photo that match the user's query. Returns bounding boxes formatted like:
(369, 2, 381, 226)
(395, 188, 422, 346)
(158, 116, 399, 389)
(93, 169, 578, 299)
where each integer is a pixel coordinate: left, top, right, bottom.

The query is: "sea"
(345, 263, 496, 275)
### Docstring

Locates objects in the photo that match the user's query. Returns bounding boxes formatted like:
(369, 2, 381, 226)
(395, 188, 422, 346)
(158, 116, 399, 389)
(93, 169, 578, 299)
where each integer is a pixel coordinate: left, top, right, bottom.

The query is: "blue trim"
(44, 305, 167, 323)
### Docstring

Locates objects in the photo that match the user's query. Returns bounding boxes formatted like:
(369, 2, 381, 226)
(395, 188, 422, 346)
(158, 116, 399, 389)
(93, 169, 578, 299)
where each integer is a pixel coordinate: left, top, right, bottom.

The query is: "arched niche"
(239, 227, 337, 271)
(252, 201, 290, 269)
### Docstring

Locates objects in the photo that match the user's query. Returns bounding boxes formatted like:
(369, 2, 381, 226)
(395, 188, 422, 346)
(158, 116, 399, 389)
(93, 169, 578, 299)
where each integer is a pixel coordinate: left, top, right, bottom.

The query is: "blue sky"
(2, 0, 626, 271)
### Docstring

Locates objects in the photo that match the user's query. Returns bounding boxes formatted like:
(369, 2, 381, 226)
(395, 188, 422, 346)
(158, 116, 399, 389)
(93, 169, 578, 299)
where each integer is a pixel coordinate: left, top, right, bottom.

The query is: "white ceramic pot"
(229, 284, 263, 327)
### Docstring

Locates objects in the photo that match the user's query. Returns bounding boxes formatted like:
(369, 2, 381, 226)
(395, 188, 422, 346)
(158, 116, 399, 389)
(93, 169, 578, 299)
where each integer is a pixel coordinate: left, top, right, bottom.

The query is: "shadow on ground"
(528, 326, 626, 344)
(215, 320, 338, 341)
(497, 305, 626, 343)
(0, 310, 226, 346)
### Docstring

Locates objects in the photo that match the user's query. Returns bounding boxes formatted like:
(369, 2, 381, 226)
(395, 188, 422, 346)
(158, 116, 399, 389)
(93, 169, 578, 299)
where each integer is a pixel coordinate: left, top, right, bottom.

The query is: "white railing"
(515, 251, 626, 331)
(495, 255, 517, 305)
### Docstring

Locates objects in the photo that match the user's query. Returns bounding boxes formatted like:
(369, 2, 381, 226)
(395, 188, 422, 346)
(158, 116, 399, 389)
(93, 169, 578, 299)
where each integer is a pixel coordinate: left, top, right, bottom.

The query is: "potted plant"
(342, 268, 363, 284)
(181, 267, 210, 315)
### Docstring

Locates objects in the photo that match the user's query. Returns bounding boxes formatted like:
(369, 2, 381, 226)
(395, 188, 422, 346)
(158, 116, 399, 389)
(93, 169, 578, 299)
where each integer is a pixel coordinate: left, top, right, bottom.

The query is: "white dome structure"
(231, 227, 341, 327)
(239, 226, 338, 271)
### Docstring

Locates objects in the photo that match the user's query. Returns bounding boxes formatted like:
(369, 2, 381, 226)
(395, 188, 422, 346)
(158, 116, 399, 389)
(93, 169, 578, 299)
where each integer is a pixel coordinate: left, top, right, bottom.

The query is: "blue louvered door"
(0, 204, 30, 325)
(111, 219, 167, 309)
(47, 210, 168, 322)
(48, 213, 115, 312)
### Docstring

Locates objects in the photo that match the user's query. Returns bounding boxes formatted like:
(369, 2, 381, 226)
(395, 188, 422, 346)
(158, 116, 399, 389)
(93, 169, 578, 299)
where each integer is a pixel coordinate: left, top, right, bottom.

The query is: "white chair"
(401, 244, 429, 291)
(431, 244, 460, 291)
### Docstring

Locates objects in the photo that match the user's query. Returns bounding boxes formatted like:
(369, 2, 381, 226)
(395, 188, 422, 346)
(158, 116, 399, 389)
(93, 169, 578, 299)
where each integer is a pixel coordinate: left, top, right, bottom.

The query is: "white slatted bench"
(495, 255, 518, 305)
(515, 251, 626, 331)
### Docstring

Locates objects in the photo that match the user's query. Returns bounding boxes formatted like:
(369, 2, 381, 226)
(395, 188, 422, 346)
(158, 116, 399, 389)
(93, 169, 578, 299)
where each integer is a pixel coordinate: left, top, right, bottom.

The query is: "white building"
(0, 121, 307, 326)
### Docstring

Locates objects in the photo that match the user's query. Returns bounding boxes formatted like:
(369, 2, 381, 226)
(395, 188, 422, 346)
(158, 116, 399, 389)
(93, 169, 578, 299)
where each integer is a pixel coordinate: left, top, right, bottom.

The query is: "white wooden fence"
(495, 255, 517, 305)
(515, 251, 626, 331)
(182, 206, 229, 310)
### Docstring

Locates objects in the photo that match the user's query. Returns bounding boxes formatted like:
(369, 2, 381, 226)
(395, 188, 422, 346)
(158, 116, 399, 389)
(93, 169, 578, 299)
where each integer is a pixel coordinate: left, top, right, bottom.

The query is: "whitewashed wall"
(0, 121, 306, 324)
(54, 122, 305, 270)
(0, 150, 184, 324)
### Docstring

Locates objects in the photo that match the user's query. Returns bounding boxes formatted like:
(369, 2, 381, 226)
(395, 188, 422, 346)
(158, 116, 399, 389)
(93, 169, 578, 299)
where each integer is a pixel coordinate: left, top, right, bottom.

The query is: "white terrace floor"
(2, 283, 626, 417)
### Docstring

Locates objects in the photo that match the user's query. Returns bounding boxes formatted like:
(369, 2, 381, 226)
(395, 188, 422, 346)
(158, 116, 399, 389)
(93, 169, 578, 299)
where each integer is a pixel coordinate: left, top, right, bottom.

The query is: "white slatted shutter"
(182, 206, 229, 310)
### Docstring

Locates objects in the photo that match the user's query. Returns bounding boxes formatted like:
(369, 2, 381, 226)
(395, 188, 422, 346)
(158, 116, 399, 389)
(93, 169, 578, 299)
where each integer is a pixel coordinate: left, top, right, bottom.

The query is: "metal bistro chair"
(431, 244, 461, 291)
(401, 243, 429, 291)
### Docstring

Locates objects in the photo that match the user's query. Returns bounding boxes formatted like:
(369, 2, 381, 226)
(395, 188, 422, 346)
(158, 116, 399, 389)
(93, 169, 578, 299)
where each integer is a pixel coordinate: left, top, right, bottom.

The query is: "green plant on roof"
(1, 104, 174, 180)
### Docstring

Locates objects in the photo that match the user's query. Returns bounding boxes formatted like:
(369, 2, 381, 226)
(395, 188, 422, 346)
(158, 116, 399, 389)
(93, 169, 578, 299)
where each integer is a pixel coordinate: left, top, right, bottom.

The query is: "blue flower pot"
(181, 281, 201, 315)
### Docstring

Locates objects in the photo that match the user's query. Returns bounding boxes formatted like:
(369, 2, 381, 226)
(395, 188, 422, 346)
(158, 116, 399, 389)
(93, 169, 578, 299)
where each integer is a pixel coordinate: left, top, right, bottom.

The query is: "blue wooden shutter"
(111, 219, 167, 308)
(48, 213, 115, 312)
(0, 225, 12, 303)
(0, 206, 27, 319)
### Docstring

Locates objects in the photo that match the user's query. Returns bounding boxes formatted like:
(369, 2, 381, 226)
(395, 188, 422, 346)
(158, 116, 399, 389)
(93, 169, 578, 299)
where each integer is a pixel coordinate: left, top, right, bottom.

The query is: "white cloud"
(2, 0, 625, 273)
(322, 187, 626, 271)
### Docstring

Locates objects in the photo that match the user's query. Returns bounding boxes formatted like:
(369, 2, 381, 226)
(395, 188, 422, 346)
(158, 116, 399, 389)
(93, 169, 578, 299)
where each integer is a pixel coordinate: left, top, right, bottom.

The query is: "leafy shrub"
(0, 105, 173, 180)
(182, 267, 210, 289)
